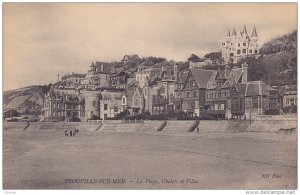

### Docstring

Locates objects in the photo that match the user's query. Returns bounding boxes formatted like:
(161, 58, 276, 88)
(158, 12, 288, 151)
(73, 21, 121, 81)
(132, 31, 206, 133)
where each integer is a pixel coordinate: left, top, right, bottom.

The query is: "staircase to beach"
(157, 120, 167, 131)
(160, 120, 194, 134)
(187, 120, 199, 132)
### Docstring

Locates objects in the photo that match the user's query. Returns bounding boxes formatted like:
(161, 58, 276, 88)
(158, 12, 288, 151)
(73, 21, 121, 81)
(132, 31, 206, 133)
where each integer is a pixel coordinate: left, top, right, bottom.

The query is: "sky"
(3, 3, 297, 91)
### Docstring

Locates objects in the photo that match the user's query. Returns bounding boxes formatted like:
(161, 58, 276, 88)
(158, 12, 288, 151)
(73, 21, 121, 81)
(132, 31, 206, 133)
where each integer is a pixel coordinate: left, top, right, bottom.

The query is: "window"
(190, 102, 195, 109)
(218, 104, 221, 110)
(221, 104, 225, 110)
(193, 91, 197, 97)
(238, 43, 240, 47)
(160, 85, 165, 94)
(104, 114, 107, 119)
(93, 101, 96, 107)
(243, 49, 246, 54)
(122, 97, 126, 104)
(252, 96, 259, 108)
(269, 98, 278, 109)
(237, 50, 241, 55)
(114, 105, 118, 112)
(255, 50, 258, 54)
(206, 93, 209, 99)
(215, 104, 218, 111)
(134, 98, 139, 106)
(178, 93, 181, 98)
(249, 49, 252, 54)
(218, 92, 221, 98)
(186, 92, 190, 98)
(243, 43, 246, 46)
(230, 53, 234, 57)
(231, 97, 243, 111)
(240, 99, 244, 109)
(104, 104, 108, 110)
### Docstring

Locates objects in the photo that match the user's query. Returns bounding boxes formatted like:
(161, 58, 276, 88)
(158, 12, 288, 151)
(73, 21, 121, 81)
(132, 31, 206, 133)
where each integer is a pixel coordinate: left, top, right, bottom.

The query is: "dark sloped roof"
(178, 70, 189, 83)
(148, 77, 161, 87)
(190, 68, 216, 88)
(95, 61, 111, 74)
(61, 73, 86, 80)
(222, 68, 243, 88)
(215, 70, 227, 80)
(245, 81, 277, 96)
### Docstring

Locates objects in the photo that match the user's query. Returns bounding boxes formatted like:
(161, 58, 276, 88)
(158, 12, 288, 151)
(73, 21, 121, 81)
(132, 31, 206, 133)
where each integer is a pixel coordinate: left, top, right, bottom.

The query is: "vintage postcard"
(2, 3, 297, 191)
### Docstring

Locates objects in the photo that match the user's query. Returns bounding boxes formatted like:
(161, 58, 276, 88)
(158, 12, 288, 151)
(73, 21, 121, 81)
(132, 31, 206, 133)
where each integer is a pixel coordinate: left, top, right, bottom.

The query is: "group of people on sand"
(65, 129, 79, 137)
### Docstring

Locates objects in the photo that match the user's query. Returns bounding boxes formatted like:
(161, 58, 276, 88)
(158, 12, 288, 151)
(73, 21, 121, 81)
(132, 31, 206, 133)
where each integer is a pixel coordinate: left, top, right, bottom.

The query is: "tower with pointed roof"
(220, 25, 259, 64)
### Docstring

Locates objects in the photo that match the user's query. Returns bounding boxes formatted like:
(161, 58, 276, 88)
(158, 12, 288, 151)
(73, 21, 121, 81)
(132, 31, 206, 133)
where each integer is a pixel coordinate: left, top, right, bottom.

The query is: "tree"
(188, 54, 201, 62)
(204, 52, 222, 60)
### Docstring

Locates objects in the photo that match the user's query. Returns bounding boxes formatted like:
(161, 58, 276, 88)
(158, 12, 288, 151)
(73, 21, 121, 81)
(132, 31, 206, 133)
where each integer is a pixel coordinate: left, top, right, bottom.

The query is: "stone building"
(205, 63, 248, 119)
(220, 25, 259, 64)
(99, 91, 123, 119)
(80, 62, 110, 90)
(61, 73, 85, 89)
(281, 85, 297, 108)
(108, 68, 127, 88)
(228, 81, 279, 119)
(82, 90, 102, 121)
(174, 68, 214, 117)
(41, 89, 85, 122)
(135, 66, 161, 88)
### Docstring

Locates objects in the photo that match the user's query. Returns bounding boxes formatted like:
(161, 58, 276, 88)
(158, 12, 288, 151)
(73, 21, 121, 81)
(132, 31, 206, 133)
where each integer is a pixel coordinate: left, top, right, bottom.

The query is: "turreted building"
(220, 25, 259, 64)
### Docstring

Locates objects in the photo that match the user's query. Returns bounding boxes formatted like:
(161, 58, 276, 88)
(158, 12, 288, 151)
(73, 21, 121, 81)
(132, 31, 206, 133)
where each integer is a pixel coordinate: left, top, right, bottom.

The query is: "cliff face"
(3, 85, 49, 115)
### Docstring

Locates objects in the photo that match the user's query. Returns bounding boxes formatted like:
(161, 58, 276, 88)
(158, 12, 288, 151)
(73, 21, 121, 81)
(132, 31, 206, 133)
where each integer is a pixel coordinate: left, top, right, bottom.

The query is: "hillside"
(239, 30, 297, 86)
(3, 30, 296, 116)
(3, 85, 51, 115)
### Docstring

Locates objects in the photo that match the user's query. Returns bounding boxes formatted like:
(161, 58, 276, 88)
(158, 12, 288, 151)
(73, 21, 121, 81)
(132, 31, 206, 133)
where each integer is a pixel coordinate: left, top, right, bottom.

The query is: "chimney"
(242, 62, 248, 83)
(174, 63, 178, 81)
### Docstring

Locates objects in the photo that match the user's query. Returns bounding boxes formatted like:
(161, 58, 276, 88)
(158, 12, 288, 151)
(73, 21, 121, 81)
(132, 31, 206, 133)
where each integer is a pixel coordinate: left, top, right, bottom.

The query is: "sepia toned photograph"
(2, 3, 298, 191)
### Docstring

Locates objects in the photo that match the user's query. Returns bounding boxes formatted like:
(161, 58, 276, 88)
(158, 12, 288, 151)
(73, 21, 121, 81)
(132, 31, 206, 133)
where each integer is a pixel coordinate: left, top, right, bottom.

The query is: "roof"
(148, 77, 161, 87)
(222, 68, 243, 88)
(110, 98, 122, 107)
(235, 81, 278, 96)
(235, 83, 247, 95)
(101, 91, 123, 100)
(251, 25, 258, 38)
(3, 108, 21, 114)
(94, 61, 111, 74)
(232, 27, 237, 36)
(61, 73, 86, 80)
(190, 68, 216, 88)
(178, 70, 189, 83)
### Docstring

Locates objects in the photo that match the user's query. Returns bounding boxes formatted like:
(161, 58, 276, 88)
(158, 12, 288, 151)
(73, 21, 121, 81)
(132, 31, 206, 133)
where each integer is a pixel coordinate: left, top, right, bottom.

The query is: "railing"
(187, 120, 200, 132)
(87, 119, 103, 123)
(122, 119, 144, 123)
(157, 120, 167, 131)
